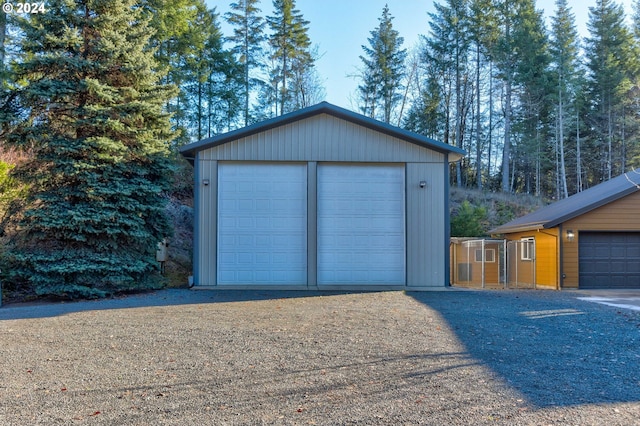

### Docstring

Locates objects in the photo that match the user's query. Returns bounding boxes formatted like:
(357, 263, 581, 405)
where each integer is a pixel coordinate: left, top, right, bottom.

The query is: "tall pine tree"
(512, 0, 551, 195)
(8, 0, 177, 298)
(585, 0, 635, 181)
(424, 0, 472, 186)
(550, 0, 581, 198)
(225, 0, 266, 126)
(267, 0, 313, 116)
(358, 4, 407, 123)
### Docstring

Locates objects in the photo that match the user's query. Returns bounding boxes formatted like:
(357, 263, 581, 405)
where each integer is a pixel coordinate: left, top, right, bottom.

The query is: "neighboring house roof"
(490, 169, 640, 234)
(179, 101, 465, 161)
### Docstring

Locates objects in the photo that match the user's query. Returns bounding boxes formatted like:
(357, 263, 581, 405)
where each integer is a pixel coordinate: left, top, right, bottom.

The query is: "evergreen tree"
(626, 0, 640, 169)
(512, 0, 551, 195)
(225, 0, 266, 126)
(184, 4, 241, 138)
(403, 56, 444, 139)
(468, 0, 499, 189)
(267, 0, 314, 116)
(288, 45, 325, 110)
(585, 0, 635, 181)
(141, 0, 206, 142)
(490, 0, 551, 194)
(424, 0, 472, 186)
(7, 0, 177, 298)
(550, 0, 581, 198)
(0, 11, 20, 139)
(358, 4, 407, 124)
(492, 0, 519, 192)
(0, 9, 5, 70)
(451, 201, 488, 237)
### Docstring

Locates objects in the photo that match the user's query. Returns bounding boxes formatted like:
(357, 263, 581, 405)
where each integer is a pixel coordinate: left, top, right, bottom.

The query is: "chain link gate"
(451, 238, 537, 289)
(506, 239, 536, 289)
(450, 239, 507, 288)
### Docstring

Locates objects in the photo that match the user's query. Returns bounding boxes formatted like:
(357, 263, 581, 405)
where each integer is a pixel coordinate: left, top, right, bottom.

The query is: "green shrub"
(451, 200, 488, 237)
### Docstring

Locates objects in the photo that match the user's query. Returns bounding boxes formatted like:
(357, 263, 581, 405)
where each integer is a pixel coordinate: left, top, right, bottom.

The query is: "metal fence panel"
(450, 239, 506, 288)
(506, 239, 536, 289)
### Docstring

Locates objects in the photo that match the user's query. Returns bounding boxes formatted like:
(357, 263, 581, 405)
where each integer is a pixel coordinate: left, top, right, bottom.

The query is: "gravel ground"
(0, 288, 639, 425)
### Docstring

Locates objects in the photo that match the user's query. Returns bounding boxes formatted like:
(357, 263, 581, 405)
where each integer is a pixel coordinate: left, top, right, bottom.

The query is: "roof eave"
(179, 102, 466, 161)
(543, 185, 640, 228)
(489, 223, 546, 235)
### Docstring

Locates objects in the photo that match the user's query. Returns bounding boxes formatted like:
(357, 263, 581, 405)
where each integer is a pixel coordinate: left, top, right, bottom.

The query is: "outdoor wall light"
(566, 230, 575, 242)
(419, 181, 427, 188)
(202, 179, 210, 186)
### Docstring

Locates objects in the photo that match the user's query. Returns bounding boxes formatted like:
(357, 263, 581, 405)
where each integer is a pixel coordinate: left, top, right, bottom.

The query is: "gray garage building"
(180, 102, 464, 290)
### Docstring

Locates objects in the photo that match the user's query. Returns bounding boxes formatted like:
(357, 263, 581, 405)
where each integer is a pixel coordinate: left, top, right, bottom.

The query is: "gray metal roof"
(490, 169, 640, 234)
(179, 101, 465, 161)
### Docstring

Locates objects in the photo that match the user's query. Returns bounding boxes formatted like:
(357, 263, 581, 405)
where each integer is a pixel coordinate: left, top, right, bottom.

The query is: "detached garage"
(490, 169, 640, 289)
(180, 102, 464, 290)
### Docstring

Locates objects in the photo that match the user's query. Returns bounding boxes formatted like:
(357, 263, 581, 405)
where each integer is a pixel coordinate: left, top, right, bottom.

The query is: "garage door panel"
(628, 262, 640, 273)
(318, 164, 405, 286)
(218, 163, 307, 285)
(579, 232, 640, 289)
(611, 247, 626, 258)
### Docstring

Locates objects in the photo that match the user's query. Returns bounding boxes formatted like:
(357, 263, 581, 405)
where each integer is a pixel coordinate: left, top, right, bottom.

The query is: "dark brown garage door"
(579, 232, 640, 289)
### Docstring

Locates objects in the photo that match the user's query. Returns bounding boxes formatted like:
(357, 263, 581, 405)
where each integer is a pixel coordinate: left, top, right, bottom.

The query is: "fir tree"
(225, 0, 266, 126)
(424, 0, 471, 186)
(468, 0, 499, 189)
(267, 0, 313, 116)
(183, 4, 241, 138)
(550, 0, 581, 198)
(7, 0, 177, 298)
(358, 4, 407, 123)
(512, 0, 552, 196)
(492, 0, 519, 192)
(585, 0, 635, 181)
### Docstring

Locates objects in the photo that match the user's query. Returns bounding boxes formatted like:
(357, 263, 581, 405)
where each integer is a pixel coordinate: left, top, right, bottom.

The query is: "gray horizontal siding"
(199, 114, 445, 163)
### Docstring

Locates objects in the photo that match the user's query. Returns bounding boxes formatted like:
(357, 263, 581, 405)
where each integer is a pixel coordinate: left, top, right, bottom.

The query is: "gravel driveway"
(1, 289, 639, 425)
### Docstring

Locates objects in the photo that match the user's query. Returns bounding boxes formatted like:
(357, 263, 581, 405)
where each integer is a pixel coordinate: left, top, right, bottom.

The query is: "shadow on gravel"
(410, 290, 640, 409)
(0, 288, 354, 321)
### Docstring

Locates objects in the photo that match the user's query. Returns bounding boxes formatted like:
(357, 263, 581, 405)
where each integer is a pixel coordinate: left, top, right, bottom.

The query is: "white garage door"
(217, 163, 307, 285)
(317, 164, 406, 285)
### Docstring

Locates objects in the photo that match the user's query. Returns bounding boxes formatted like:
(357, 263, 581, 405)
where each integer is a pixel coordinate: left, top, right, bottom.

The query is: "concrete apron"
(573, 289, 640, 312)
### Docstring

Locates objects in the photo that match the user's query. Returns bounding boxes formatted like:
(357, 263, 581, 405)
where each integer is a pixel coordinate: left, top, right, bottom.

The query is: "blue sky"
(212, 0, 635, 111)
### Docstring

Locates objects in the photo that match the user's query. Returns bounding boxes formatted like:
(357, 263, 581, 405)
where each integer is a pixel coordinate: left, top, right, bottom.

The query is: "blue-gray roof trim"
(179, 101, 465, 160)
(490, 169, 640, 234)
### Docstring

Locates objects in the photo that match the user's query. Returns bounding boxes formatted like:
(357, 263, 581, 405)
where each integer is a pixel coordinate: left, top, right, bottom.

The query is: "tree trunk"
(197, 68, 203, 140)
(576, 111, 582, 192)
(0, 11, 6, 69)
(607, 100, 612, 180)
(487, 61, 493, 184)
(455, 44, 463, 188)
(558, 84, 568, 198)
(501, 71, 512, 192)
(501, 16, 512, 193)
(475, 44, 483, 190)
